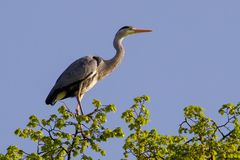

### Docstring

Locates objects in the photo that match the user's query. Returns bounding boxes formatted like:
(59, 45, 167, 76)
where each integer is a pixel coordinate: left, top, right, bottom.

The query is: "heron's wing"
(45, 55, 103, 105)
(54, 56, 99, 89)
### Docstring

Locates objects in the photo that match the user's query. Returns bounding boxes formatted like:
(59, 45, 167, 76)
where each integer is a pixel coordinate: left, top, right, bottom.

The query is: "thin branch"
(220, 129, 234, 141)
(40, 124, 68, 155)
(67, 127, 79, 160)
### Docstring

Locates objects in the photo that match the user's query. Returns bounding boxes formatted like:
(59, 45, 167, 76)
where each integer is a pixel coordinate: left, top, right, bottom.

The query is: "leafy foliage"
(0, 96, 239, 160)
(1, 101, 123, 160)
(122, 97, 240, 160)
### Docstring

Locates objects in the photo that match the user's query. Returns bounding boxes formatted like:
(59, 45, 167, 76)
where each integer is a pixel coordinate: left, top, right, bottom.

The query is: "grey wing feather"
(45, 56, 102, 105)
(53, 56, 99, 90)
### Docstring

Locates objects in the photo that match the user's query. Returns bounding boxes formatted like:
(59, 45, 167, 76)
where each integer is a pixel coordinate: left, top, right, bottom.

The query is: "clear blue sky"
(1, 1, 240, 159)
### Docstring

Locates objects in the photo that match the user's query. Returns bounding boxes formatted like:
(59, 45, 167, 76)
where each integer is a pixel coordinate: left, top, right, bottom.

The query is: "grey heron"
(45, 26, 152, 115)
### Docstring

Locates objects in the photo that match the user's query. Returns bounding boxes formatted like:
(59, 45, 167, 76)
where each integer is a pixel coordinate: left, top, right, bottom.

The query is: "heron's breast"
(81, 73, 98, 93)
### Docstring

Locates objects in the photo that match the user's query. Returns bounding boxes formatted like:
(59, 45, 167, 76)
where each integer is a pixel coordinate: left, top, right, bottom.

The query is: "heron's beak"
(133, 28, 152, 33)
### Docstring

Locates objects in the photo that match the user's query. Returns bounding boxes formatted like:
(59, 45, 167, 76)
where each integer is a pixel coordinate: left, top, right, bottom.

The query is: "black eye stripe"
(118, 26, 132, 32)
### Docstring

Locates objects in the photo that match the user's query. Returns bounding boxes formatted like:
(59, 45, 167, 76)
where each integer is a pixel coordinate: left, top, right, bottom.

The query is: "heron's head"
(116, 26, 152, 38)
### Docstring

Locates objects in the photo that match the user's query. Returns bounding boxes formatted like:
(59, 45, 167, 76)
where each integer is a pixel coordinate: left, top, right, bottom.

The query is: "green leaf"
(55, 118, 65, 129)
(14, 128, 21, 136)
(104, 104, 117, 112)
(114, 127, 125, 138)
(92, 99, 102, 108)
(58, 105, 67, 114)
(141, 95, 150, 102)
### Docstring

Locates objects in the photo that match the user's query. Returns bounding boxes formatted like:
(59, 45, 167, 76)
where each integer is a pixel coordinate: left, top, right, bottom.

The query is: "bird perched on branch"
(45, 26, 152, 115)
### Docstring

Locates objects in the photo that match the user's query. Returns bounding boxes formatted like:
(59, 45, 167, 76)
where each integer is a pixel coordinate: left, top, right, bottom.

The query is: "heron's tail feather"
(45, 89, 67, 105)
(45, 90, 56, 105)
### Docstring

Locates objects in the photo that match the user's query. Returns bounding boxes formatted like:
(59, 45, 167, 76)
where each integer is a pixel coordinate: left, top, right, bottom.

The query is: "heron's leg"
(76, 83, 84, 115)
(76, 96, 84, 115)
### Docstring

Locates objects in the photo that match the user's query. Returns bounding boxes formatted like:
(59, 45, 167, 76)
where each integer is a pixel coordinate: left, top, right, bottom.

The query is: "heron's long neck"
(100, 36, 125, 79)
(111, 36, 125, 68)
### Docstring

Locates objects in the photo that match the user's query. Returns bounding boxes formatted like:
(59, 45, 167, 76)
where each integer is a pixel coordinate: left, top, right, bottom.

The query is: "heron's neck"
(111, 36, 125, 67)
(100, 36, 125, 79)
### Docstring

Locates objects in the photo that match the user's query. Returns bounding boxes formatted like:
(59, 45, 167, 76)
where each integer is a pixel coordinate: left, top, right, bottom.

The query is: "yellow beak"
(133, 28, 152, 33)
